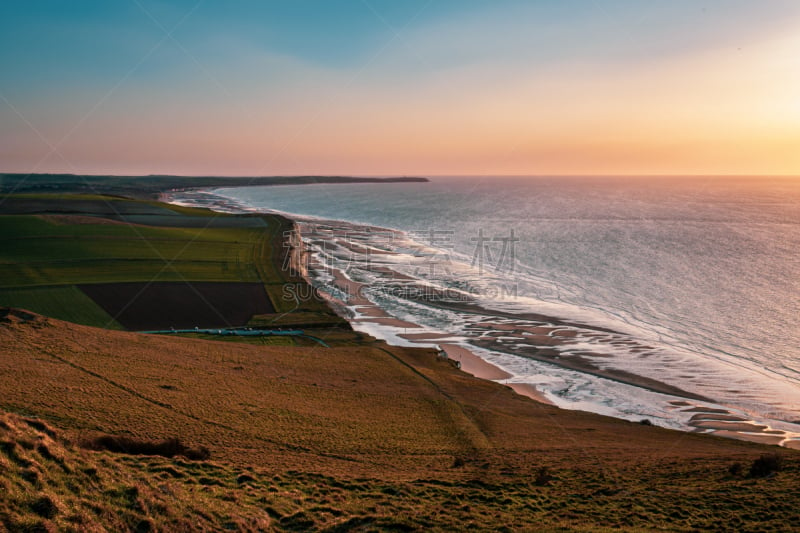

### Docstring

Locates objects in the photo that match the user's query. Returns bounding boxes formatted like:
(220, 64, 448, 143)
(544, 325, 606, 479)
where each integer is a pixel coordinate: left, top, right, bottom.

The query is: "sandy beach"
(438, 343, 512, 380)
(435, 343, 554, 404)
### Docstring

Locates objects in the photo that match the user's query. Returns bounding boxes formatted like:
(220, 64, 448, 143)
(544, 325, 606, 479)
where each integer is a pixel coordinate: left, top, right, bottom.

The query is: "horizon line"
(3, 172, 800, 179)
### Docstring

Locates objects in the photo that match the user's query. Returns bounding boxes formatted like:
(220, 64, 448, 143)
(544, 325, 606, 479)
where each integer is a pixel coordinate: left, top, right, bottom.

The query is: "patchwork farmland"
(0, 194, 343, 332)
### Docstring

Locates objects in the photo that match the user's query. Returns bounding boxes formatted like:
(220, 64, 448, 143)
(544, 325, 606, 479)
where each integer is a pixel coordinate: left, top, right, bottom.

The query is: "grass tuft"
(28, 496, 58, 519)
(23, 418, 57, 438)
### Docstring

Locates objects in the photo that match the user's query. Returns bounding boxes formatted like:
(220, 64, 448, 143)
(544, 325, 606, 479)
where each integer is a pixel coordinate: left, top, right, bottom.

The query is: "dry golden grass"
(0, 411, 276, 532)
(3, 309, 800, 531)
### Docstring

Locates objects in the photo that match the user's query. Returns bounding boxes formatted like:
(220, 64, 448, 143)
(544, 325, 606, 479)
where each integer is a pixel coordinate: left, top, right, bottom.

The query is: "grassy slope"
(2, 309, 799, 531)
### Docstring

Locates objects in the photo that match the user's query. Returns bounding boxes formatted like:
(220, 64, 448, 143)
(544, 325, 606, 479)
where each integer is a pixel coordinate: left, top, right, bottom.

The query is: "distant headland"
(0, 173, 429, 200)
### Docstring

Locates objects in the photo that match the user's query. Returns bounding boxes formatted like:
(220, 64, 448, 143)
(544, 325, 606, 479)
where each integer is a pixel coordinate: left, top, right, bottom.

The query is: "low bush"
(534, 466, 553, 486)
(749, 453, 783, 478)
(80, 435, 210, 461)
(727, 462, 743, 477)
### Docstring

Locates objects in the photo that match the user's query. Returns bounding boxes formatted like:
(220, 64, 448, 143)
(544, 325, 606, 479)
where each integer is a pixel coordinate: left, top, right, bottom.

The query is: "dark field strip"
(79, 282, 274, 330)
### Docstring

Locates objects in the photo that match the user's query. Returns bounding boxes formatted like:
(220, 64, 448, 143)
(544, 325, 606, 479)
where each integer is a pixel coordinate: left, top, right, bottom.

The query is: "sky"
(2, 0, 800, 177)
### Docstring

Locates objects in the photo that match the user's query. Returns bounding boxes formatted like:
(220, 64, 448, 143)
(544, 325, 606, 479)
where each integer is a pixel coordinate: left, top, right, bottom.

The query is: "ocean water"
(171, 176, 800, 441)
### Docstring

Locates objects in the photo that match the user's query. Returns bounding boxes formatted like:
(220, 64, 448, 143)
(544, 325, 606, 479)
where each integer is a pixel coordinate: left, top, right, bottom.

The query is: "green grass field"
(0, 195, 338, 329)
(0, 286, 124, 330)
(0, 216, 268, 279)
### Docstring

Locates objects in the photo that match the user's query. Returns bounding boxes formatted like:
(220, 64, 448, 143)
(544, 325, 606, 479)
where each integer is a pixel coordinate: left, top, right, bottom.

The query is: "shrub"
(80, 435, 210, 460)
(728, 462, 743, 477)
(749, 453, 783, 478)
(183, 446, 211, 460)
(534, 466, 553, 486)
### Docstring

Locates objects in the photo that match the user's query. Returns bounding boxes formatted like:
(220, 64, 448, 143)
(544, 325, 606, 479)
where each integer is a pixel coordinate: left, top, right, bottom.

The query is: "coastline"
(175, 185, 565, 407)
(308, 250, 554, 404)
(5, 186, 800, 531)
(163, 187, 800, 449)
(311, 253, 800, 445)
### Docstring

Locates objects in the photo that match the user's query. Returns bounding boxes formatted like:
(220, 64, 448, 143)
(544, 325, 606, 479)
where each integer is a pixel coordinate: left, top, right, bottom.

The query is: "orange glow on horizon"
(3, 5, 800, 178)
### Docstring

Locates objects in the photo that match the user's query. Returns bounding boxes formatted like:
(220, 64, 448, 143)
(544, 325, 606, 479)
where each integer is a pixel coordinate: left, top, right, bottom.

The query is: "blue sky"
(2, 1, 800, 175)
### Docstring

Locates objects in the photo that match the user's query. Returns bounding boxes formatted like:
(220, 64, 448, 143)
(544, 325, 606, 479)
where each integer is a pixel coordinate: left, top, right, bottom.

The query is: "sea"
(167, 176, 800, 444)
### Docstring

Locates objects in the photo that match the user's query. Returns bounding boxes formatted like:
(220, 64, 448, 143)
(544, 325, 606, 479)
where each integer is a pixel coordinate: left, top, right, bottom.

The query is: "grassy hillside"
(2, 308, 800, 531)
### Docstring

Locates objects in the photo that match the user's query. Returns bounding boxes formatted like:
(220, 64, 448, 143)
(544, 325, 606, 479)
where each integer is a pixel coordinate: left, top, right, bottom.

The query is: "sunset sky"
(2, 0, 800, 176)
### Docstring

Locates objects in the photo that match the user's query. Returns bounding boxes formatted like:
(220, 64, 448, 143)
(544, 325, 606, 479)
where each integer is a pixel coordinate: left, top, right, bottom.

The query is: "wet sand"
(330, 269, 371, 306)
(710, 430, 785, 446)
(506, 383, 554, 405)
(351, 317, 421, 329)
(439, 343, 513, 380)
(679, 406, 798, 445)
(439, 344, 554, 405)
(399, 332, 459, 341)
(469, 338, 712, 402)
(353, 306, 391, 318)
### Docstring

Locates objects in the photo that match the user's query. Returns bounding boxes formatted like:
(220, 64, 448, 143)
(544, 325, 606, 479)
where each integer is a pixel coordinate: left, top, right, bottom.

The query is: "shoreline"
(313, 260, 800, 446)
(164, 188, 800, 449)
(317, 256, 555, 404)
